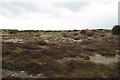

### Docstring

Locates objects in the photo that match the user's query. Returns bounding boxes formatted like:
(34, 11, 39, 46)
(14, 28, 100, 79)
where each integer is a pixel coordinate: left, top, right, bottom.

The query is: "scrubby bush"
(7, 30, 18, 34)
(97, 29, 104, 31)
(66, 60, 80, 71)
(80, 30, 86, 34)
(86, 30, 95, 36)
(74, 33, 79, 36)
(2, 48, 13, 56)
(14, 47, 24, 54)
(63, 35, 66, 37)
(74, 36, 80, 40)
(37, 40, 47, 45)
(112, 25, 120, 35)
(45, 61, 67, 72)
(73, 29, 79, 32)
(80, 30, 95, 36)
(100, 34, 105, 37)
(35, 34, 40, 37)
(62, 33, 67, 37)
(24, 61, 44, 74)
(27, 39, 47, 45)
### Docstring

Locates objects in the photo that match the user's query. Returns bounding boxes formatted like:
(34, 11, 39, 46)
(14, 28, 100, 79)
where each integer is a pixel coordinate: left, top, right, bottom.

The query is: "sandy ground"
(57, 54, 119, 64)
(89, 54, 119, 64)
(3, 39, 23, 43)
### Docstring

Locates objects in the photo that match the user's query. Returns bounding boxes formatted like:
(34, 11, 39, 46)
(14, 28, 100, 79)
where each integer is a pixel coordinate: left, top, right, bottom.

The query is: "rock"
(21, 71, 24, 73)
(87, 37, 95, 40)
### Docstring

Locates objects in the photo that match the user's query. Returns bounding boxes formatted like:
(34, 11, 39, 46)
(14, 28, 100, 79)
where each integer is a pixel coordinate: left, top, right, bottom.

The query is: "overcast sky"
(0, 0, 119, 30)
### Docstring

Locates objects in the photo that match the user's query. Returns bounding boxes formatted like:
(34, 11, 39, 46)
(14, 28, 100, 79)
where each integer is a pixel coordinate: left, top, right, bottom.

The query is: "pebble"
(21, 71, 24, 73)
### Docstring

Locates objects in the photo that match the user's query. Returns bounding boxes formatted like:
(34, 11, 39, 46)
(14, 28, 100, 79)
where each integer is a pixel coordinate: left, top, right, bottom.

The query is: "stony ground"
(1, 29, 120, 78)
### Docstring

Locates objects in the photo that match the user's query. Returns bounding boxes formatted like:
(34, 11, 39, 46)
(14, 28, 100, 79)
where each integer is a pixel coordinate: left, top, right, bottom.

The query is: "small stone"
(115, 50, 119, 53)
(12, 74, 14, 76)
(21, 71, 24, 73)
(30, 75, 33, 77)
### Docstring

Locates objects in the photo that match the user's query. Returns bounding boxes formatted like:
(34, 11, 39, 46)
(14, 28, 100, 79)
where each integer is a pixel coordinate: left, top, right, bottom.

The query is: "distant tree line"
(2, 29, 18, 34)
(3, 26, 119, 35)
(2, 29, 81, 33)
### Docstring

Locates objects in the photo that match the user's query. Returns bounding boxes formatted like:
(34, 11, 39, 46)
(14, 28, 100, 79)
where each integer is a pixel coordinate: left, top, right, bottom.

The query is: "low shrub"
(74, 33, 79, 36)
(112, 25, 120, 35)
(74, 36, 80, 40)
(80, 30, 86, 34)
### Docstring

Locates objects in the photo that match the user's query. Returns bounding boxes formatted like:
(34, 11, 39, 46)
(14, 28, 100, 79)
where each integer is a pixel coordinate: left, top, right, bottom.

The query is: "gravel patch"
(2, 69, 45, 78)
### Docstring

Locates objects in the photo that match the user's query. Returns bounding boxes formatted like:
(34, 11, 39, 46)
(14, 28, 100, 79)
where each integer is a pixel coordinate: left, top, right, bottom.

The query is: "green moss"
(13, 47, 24, 54)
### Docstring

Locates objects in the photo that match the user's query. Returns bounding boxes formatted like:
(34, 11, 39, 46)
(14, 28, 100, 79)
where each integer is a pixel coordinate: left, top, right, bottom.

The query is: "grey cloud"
(55, 2, 88, 12)
(0, 2, 39, 18)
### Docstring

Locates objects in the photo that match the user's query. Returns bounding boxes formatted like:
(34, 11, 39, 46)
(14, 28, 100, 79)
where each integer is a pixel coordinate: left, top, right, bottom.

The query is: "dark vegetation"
(112, 25, 120, 35)
(2, 29, 18, 34)
(2, 28, 119, 78)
